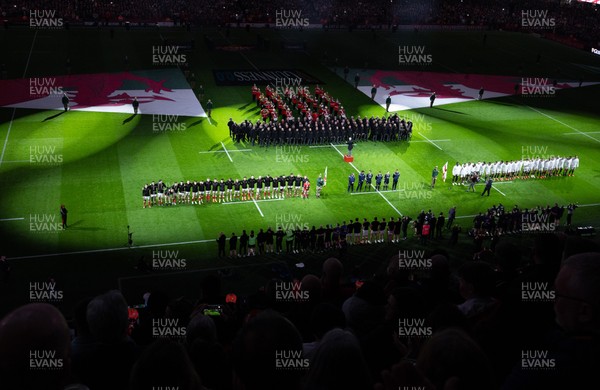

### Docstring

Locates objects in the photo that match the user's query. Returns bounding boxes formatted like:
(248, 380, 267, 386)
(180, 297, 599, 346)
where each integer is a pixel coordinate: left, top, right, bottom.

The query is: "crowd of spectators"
(2, 0, 599, 46)
(2, 233, 599, 389)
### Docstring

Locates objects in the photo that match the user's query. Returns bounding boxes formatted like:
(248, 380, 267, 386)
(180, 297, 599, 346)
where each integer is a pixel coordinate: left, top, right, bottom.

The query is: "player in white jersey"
(569, 155, 579, 176)
(452, 162, 461, 185)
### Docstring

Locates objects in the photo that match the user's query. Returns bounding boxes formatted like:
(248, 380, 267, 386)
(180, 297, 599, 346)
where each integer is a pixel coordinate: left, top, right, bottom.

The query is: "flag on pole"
(442, 162, 448, 182)
(324, 166, 328, 186)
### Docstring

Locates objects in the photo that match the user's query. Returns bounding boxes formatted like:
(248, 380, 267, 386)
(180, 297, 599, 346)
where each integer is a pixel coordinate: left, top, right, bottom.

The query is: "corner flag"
(442, 161, 448, 182)
(324, 166, 328, 186)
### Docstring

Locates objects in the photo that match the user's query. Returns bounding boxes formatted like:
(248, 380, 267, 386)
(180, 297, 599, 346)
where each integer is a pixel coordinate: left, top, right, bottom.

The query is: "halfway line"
(417, 132, 443, 150)
(221, 142, 233, 162)
(329, 143, 403, 216)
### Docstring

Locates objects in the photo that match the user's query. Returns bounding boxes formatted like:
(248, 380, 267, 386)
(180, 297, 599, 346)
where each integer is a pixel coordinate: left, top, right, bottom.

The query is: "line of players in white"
(450, 156, 579, 184)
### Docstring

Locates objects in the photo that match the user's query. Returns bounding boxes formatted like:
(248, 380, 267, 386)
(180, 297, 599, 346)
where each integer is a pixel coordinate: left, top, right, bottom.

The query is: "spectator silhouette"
(304, 328, 372, 390)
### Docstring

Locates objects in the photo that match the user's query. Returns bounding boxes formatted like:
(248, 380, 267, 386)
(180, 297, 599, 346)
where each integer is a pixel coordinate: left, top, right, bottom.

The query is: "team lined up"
(450, 156, 580, 184)
(141, 174, 322, 208)
(228, 113, 413, 146)
(347, 169, 401, 192)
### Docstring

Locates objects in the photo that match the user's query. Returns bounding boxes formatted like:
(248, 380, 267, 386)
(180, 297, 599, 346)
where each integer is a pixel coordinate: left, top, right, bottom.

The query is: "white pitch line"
(563, 131, 600, 135)
(8, 239, 217, 260)
(0, 217, 25, 222)
(198, 149, 252, 154)
(0, 32, 38, 167)
(251, 198, 264, 217)
(329, 143, 403, 216)
(350, 189, 398, 195)
(222, 198, 284, 205)
(417, 132, 443, 150)
(309, 144, 347, 148)
(221, 142, 233, 162)
(410, 139, 450, 143)
(526, 105, 600, 144)
(493, 186, 506, 196)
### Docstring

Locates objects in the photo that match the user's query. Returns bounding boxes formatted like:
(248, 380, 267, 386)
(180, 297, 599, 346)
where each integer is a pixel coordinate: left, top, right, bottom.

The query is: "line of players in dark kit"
(141, 174, 312, 208)
(228, 114, 413, 146)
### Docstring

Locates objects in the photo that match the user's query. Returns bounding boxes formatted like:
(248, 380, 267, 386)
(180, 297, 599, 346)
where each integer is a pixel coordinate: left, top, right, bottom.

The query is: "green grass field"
(1, 27, 599, 316)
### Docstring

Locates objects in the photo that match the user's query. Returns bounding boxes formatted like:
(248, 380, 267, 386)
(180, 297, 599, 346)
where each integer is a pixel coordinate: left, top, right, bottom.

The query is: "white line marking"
(309, 144, 347, 148)
(493, 186, 506, 196)
(222, 198, 284, 205)
(329, 143, 403, 216)
(410, 139, 450, 143)
(0, 30, 37, 168)
(526, 105, 600, 144)
(198, 149, 252, 154)
(417, 132, 443, 150)
(251, 198, 264, 217)
(0, 217, 25, 222)
(563, 131, 600, 135)
(350, 189, 398, 195)
(9, 239, 217, 260)
(221, 142, 233, 162)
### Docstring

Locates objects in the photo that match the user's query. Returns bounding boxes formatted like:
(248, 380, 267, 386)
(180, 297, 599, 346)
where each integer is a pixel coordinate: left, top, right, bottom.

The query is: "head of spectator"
(342, 281, 385, 337)
(309, 302, 346, 342)
(562, 235, 600, 262)
(232, 310, 304, 390)
(385, 286, 427, 323)
(554, 252, 600, 334)
(0, 303, 72, 390)
(457, 262, 497, 319)
(304, 328, 371, 390)
(186, 313, 217, 346)
(416, 328, 496, 390)
(130, 339, 202, 390)
(86, 289, 129, 344)
(301, 274, 323, 305)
